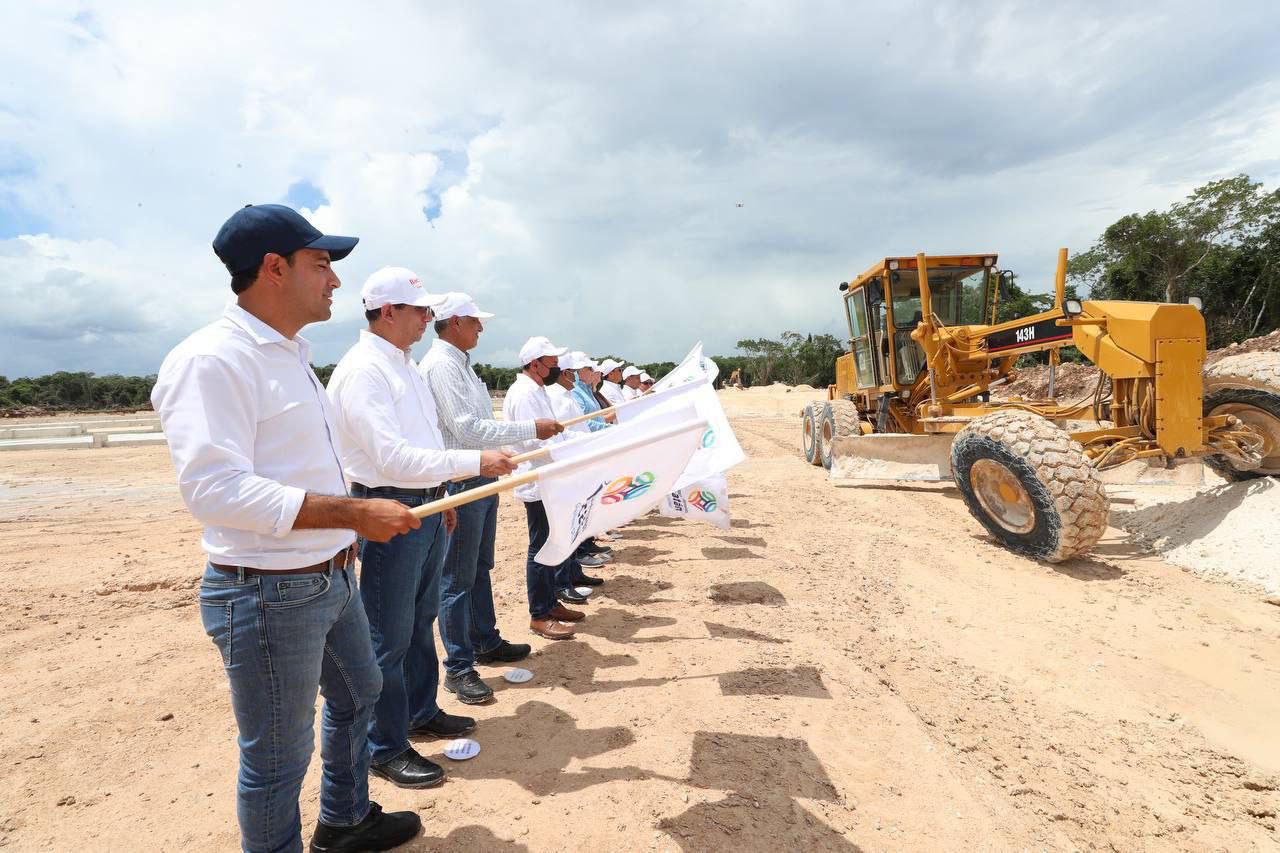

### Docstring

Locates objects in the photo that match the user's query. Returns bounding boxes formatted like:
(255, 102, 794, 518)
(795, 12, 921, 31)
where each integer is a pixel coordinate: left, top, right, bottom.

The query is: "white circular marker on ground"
(503, 667, 534, 684)
(574, 586, 594, 597)
(443, 738, 480, 761)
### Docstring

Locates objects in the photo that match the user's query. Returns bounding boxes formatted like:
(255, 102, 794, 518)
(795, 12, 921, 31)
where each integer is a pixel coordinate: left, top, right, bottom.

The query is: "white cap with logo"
(361, 266, 445, 311)
(569, 351, 598, 370)
(519, 336, 568, 365)
(434, 291, 495, 321)
(596, 358, 624, 376)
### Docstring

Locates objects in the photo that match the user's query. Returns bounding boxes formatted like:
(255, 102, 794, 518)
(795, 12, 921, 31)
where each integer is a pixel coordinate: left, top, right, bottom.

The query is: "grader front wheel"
(819, 400, 860, 470)
(951, 411, 1109, 563)
(801, 403, 823, 466)
(1203, 352, 1280, 480)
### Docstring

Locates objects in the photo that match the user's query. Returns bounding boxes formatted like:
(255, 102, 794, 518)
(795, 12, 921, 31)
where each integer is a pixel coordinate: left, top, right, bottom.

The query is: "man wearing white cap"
(328, 268, 517, 790)
(421, 294, 564, 703)
(640, 372, 654, 391)
(597, 359, 626, 407)
(569, 356, 612, 432)
(503, 337, 587, 639)
(621, 365, 644, 400)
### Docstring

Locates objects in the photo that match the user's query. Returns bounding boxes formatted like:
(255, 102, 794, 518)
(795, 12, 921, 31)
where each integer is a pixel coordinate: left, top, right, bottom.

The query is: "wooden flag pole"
(410, 469, 541, 519)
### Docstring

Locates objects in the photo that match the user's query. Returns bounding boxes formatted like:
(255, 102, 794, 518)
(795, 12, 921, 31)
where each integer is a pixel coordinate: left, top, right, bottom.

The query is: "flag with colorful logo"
(659, 473, 731, 530)
(533, 403, 706, 565)
(619, 343, 745, 491)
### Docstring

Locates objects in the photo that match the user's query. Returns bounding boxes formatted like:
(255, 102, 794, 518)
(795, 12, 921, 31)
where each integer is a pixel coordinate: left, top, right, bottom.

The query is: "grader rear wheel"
(951, 410, 1109, 563)
(819, 400, 860, 470)
(801, 403, 823, 466)
(1203, 352, 1280, 480)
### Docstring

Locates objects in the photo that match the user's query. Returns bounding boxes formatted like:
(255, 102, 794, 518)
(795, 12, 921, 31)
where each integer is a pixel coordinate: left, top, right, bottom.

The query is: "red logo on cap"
(409, 277, 422, 288)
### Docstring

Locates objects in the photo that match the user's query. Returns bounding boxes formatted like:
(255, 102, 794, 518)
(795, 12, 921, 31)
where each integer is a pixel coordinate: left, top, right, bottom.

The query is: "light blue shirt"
(571, 378, 609, 431)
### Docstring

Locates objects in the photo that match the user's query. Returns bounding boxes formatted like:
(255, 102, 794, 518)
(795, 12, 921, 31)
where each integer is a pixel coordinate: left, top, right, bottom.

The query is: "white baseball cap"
(640, 372, 653, 383)
(596, 358, 623, 375)
(361, 266, 445, 312)
(558, 351, 592, 370)
(519, 336, 568, 365)
(434, 291, 495, 321)
(622, 365, 642, 380)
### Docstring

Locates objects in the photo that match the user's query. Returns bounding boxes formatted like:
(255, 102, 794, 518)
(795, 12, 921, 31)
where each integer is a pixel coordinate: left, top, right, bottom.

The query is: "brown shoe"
(549, 604, 585, 622)
(531, 618, 576, 640)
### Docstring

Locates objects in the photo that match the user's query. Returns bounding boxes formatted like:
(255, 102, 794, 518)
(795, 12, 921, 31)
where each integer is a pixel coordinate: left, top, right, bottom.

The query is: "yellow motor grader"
(801, 249, 1280, 562)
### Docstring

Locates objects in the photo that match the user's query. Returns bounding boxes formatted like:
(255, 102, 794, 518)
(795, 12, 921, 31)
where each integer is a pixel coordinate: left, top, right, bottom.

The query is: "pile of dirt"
(1116, 479, 1280, 595)
(994, 361, 1100, 401)
(1205, 328, 1280, 367)
(994, 328, 1280, 400)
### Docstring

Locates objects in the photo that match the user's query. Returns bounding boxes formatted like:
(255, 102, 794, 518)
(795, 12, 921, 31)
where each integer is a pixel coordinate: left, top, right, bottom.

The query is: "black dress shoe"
(557, 587, 590, 604)
(369, 748, 445, 789)
(310, 801, 421, 852)
(475, 639, 532, 664)
(409, 709, 475, 738)
(577, 574, 605, 586)
(444, 670, 494, 704)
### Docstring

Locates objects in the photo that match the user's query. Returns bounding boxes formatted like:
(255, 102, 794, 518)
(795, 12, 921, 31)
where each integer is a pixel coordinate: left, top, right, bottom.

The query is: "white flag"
(619, 361, 744, 491)
(534, 408, 707, 566)
(652, 342, 717, 391)
(659, 474, 731, 530)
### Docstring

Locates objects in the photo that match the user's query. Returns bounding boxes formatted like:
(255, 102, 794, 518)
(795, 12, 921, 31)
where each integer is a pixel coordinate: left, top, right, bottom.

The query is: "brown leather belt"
(212, 545, 355, 577)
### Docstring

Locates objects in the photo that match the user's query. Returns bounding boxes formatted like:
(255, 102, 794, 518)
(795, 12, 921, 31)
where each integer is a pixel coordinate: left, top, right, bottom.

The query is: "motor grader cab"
(801, 249, 1280, 563)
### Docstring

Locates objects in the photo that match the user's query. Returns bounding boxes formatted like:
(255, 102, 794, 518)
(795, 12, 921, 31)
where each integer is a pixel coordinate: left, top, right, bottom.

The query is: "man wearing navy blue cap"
(152, 204, 422, 853)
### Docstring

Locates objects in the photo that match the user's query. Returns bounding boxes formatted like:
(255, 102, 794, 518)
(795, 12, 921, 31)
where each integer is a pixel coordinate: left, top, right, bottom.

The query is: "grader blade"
(827, 433, 954, 483)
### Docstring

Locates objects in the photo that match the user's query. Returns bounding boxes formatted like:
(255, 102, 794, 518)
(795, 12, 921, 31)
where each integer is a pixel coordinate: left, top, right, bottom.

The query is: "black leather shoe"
(368, 749, 445, 789)
(310, 801, 422, 852)
(444, 670, 494, 705)
(475, 640, 532, 664)
(577, 574, 605, 586)
(409, 709, 475, 738)
(557, 587, 590, 604)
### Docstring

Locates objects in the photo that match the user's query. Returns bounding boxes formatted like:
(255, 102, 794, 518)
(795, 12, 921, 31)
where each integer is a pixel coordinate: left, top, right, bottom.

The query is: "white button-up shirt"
(546, 381, 589, 434)
(502, 373, 563, 502)
(599, 380, 625, 407)
(327, 330, 481, 489)
(151, 304, 353, 570)
(621, 384, 640, 401)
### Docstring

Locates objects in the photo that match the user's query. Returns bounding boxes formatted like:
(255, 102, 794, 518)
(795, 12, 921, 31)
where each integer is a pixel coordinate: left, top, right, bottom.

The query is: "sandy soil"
(2, 393, 1280, 852)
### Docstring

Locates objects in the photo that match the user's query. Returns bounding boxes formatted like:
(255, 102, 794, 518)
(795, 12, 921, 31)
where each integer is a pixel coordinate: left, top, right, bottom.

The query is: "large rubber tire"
(1203, 352, 1280, 480)
(951, 410, 1109, 563)
(819, 400, 860, 470)
(801, 403, 822, 466)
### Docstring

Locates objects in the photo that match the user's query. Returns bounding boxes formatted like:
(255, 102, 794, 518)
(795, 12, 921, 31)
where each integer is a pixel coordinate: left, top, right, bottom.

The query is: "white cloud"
(2, 1, 1280, 378)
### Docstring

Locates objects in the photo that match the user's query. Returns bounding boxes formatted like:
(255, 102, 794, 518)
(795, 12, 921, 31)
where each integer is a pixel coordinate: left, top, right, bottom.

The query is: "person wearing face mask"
(501, 337, 586, 640)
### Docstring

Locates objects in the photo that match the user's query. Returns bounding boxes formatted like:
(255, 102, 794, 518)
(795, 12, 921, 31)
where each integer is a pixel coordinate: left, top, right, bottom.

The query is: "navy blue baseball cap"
(212, 203, 359, 275)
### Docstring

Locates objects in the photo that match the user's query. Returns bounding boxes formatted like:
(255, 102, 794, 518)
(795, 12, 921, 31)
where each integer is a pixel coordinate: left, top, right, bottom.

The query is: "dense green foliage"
(0, 372, 156, 412)
(1069, 175, 1280, 348)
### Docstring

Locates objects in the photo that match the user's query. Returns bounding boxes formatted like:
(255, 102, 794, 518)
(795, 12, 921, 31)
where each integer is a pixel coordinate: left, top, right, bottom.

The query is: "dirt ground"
(2, 392, 1280, 852)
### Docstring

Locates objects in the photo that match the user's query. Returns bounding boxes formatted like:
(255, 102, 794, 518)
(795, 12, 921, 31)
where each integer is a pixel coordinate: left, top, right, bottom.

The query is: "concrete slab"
(102, 433, 167, 448)
(0, 435, 101, 452)
(0, 425, 85, 440)
(85, 425, 162, 436)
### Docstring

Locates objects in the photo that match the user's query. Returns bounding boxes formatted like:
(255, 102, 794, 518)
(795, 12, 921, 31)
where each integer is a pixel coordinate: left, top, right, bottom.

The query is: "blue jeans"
(438, 476, 503, 677)
(354, 487, 449, 765)
(556, 545, 588, 590)
(522, 500, 562, 619)
(199, 560, 381, 853)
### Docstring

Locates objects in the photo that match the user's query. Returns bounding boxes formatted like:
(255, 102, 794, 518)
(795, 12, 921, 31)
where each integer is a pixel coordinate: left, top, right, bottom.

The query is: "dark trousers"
(522, 500, 562, 619)
(438, 476, 503, 676)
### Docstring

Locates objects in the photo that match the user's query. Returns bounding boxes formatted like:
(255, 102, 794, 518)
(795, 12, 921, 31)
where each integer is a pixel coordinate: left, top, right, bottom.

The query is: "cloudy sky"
(3, 1, 1280, 377)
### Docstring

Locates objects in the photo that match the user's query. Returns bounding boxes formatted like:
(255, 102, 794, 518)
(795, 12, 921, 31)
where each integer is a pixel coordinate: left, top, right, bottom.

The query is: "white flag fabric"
(659, 474, 731, 530)
(652, 342, 717, 391)
(533, 407, 707, 566)
(618, 358, 745, 492)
